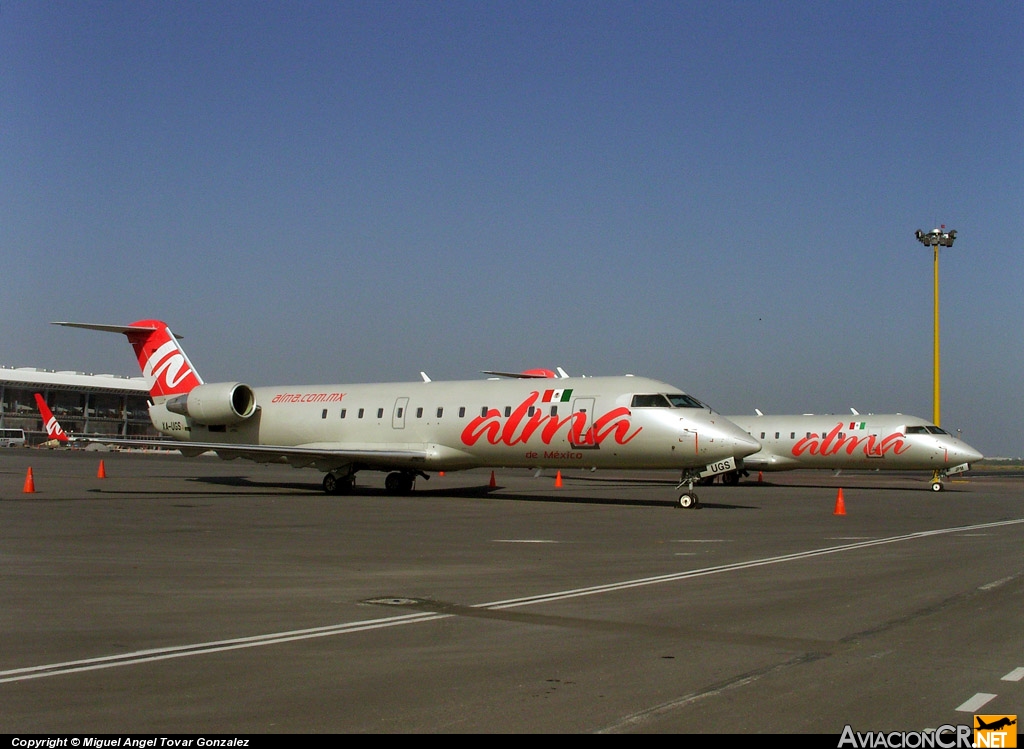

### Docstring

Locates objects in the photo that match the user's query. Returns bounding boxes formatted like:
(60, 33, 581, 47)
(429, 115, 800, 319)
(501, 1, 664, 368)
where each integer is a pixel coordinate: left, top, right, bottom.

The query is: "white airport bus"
(0, 428, 26, 447)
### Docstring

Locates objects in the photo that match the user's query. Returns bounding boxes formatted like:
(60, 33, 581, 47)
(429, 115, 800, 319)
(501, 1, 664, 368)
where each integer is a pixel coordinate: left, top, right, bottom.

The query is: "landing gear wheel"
(678, 493, 700, 509)
(322, 473, 353, 495)
(385, 472, 415, 495)
(931, 481, 944, 492)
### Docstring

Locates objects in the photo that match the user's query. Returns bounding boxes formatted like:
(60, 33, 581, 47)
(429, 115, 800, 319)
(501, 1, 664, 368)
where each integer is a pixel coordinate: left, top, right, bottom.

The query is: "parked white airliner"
(54, 319, 760, 507)
(722, 411, 983, 491)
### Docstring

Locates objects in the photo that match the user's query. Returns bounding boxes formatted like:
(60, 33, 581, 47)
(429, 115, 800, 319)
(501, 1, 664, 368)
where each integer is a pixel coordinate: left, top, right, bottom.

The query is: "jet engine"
(165, 382, 256, 425)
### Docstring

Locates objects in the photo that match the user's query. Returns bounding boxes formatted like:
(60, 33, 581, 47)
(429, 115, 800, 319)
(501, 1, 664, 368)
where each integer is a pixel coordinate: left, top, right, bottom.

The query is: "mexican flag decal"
(541, 388, 573, 403)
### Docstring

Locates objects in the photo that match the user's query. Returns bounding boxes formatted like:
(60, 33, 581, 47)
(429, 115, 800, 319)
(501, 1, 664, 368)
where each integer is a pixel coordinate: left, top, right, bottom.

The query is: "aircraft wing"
(78, 437, 431, 472)
(740, 452, 802, 471)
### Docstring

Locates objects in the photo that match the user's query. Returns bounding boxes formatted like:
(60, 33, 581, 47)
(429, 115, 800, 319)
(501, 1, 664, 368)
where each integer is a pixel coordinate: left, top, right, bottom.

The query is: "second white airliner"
(723, 411, 983, 491)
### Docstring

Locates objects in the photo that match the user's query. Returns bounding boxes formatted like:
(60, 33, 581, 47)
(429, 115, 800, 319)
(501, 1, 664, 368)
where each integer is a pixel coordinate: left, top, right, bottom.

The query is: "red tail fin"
(34, 393, 69, 442)
(125, 319, 203, 398)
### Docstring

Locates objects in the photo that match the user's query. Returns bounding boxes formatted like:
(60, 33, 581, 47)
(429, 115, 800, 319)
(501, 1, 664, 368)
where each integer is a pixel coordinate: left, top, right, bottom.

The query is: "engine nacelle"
(165, 382, 257, 425)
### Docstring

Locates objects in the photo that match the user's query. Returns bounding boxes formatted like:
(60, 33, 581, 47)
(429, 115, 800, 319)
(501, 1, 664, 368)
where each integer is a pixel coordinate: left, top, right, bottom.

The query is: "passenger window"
(504, 406, 511, 417)
(358, 408, 364, 419)
(340, 409, 346, 419)
(377, 408, 384, 419)
(416, 407, 423, 418)
(459, 407, 466, 418)
(436, 407, 443, 418)
(322, 409, 328, 419)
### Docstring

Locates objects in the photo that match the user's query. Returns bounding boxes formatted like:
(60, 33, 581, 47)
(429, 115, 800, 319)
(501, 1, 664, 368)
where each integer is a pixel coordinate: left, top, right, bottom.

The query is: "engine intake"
(165, 382, 256, 425)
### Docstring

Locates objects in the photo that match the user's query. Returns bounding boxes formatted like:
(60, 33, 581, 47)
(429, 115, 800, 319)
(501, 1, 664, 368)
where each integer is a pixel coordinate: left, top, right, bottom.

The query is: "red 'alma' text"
(460, 392, 641, 447)
(792, 423, 908, 457)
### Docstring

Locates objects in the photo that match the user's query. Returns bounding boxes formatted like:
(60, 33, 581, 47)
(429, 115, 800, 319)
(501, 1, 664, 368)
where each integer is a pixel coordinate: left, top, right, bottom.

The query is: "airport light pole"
(914, 226, 957, 427)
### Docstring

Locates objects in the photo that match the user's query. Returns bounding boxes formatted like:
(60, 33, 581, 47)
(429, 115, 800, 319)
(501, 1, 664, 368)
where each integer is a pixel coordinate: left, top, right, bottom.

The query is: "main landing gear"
(322, 472, 355, 495)
(384, 471, 416, 494)
(322, 469, 428, 495)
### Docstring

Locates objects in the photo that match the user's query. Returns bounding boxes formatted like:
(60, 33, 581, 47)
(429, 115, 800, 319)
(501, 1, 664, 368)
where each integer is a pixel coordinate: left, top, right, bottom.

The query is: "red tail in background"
(34, 393, 69, 442)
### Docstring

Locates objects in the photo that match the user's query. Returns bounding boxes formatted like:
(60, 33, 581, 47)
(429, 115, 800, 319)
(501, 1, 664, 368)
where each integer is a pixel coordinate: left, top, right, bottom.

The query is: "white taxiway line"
(2, 517, 1022, 684)
(955, 693, 997, 712)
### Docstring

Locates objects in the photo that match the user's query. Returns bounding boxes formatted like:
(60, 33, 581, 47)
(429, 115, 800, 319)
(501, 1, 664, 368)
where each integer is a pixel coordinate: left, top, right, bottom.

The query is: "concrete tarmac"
(1, 449, 1022, 733)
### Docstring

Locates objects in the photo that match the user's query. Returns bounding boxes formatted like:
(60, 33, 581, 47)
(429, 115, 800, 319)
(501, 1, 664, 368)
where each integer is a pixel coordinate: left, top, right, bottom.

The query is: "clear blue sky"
(2, 1, 1021, 457)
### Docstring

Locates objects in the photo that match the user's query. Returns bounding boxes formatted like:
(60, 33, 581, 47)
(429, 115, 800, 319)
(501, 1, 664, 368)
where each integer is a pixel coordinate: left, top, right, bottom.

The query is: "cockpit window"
(631, 393, 706, 409)
(631, 394, 671, 408)
(666, 393, 706, 408)
(907, 425, 950, 436)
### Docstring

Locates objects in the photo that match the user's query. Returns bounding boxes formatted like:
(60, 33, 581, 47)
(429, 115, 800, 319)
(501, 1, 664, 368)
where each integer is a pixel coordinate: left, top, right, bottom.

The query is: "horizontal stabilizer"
(52, 321, 185, 339)
(481, 369, 558, 379)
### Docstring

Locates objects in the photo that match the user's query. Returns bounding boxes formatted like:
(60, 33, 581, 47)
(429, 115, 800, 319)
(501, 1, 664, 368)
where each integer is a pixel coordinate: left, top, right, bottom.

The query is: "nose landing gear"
(675, 471, 702, 509)
(678, 492, 700, 509)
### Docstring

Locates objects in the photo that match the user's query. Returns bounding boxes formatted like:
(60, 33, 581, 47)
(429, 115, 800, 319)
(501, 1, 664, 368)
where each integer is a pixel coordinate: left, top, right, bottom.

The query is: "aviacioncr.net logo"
(838, 724, 973, 748)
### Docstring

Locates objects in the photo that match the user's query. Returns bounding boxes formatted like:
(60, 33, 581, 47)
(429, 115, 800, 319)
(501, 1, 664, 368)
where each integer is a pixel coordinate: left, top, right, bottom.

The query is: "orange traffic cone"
(758, 471, 763, 483)
(439, 471, 445, 477)
(97, 460, 107, 479)
(555, 470, 563, 488)
(833, 488, 846, 516)
(23, 467, 35, 493)
(489, 471, 496, 488)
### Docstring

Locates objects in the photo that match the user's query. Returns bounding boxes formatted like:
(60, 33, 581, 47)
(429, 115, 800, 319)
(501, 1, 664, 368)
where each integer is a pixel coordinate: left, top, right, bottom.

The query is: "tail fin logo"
(34, 394, 69, 442)
(127, 320, 203, 398)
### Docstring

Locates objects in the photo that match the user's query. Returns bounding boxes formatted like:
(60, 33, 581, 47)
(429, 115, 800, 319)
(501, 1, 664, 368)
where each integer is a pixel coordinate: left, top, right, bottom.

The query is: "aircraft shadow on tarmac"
(557, 472, 965, 493)
(184, 474, 759, 509)
(733, 479, 973, 493)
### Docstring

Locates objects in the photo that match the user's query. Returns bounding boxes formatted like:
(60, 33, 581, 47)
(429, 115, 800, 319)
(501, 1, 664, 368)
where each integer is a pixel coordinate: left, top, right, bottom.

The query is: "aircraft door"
(570, 397, 595, 446)
(865, 424, 884, 458)
(680, 420, 699, 456)
(392, 397, 409, 429)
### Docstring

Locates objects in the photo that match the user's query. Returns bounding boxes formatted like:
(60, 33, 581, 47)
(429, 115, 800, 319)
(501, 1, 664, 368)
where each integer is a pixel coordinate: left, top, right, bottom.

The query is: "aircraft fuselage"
(151, 375, 760, 474)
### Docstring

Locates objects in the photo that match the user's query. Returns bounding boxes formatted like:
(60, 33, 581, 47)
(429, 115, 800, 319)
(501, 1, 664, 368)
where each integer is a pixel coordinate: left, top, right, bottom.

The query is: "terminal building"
(0, 366, 156, 444)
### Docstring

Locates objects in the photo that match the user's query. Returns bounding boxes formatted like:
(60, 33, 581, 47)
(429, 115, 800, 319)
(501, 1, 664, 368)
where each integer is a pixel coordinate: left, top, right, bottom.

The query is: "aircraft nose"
(717, 419, 761, 458)
(957, 442, 984, 464)
(734, 430, 762, 458)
